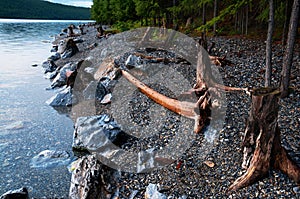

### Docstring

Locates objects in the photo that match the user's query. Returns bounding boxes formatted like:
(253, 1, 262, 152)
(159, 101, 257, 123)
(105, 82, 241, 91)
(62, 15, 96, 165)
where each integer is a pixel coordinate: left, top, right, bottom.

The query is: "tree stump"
(229, 87, 300, 191)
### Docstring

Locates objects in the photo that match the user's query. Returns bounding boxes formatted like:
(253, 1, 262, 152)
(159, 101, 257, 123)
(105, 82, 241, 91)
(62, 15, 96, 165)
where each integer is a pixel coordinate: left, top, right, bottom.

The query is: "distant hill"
(0, 0, 91, 20)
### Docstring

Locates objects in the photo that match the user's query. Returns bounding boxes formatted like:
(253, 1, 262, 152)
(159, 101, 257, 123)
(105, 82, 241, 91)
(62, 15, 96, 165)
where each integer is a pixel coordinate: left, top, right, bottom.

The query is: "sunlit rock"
(46, 86, 75, 107)
(72, 115, 127, 152)
(30, 149, 71, 169)
(145, 184, 167, 199)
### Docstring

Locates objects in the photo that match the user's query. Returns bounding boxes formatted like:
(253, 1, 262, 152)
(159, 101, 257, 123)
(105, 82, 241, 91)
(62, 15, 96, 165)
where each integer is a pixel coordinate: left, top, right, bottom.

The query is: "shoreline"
(3, 24, 298, 198)
(47, 24, 300, 198)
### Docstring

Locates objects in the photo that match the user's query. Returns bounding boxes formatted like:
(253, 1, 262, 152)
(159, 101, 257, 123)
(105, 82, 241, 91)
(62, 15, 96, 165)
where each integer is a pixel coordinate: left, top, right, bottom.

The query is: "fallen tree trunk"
(229, 87, 300, 191)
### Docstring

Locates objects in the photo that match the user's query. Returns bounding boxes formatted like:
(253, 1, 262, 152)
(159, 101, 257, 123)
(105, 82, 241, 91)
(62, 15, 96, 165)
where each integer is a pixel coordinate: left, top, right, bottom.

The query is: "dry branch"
(121, 69, 209, 133)
(132, 52, 232, 66)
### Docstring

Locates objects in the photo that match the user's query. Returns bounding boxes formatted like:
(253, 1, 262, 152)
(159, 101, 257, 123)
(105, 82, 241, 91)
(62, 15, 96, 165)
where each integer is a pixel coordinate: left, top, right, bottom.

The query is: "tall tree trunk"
(265, 0, 275, 87)
(235, 12, 238, 32)
(280, 0, 299, 98)
(245, 5, 248, 35)
(229, 88, 300, 191)
(282, 0, 293, 45)
(241, 8, 244, 34)
(213, 0, 218, 35)
(202, 3, 206, 26)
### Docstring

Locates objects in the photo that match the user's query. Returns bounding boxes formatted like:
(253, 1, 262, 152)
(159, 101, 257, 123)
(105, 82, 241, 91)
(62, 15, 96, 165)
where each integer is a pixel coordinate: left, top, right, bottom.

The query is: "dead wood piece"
(133, 52, 189, 64)
(132, 52, 229, 66)
(195, 51, 246, 93)
(121, 69, 210, 133)
(229, 88, 300, 191)
(209, 55, 232, 66)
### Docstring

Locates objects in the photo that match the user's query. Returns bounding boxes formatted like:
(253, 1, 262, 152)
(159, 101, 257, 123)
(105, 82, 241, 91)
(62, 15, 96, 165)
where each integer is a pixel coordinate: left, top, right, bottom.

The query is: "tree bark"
(202, 3, 206, 26)
(280, 0, 299, 98)
(213, 0, 218, 35)
(229, 88, 300, 191)
(245, 5, 248, 35)
(265, 0, 274, 87)
(282, 0, 293, 45)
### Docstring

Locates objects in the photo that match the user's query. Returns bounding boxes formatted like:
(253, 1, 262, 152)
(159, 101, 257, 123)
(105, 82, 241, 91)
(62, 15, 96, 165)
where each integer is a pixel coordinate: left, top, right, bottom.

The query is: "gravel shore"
(109, 36, 299, 198)
(54, 26, 299, 198)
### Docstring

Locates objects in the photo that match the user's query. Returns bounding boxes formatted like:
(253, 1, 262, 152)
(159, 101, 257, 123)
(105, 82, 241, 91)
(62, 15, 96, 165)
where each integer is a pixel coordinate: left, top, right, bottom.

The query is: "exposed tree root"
(228, 88, 300, 191)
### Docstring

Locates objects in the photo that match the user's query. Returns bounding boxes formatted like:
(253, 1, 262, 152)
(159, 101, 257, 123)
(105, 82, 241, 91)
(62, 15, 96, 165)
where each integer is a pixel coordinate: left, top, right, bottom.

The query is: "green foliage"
(92, 0, 136, 24)
(256, 0, 286, 26)
(0, 0, 90, 20)
(256, 1, 269, 22)
(91, 0, 295, 38)
(112, 20, 140, 32)
(197, 0, 249, 31)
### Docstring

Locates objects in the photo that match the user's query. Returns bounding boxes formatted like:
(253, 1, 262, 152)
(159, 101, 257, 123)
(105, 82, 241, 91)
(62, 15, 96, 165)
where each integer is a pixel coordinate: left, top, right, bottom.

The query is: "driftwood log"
(229, 88, 300, 191)
(120, 50, 245, 134)
(121, 69, 209, 133)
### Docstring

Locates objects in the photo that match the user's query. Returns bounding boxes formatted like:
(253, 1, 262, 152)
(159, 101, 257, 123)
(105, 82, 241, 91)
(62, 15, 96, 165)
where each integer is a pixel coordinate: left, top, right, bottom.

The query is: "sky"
(45, 0, 93, 8)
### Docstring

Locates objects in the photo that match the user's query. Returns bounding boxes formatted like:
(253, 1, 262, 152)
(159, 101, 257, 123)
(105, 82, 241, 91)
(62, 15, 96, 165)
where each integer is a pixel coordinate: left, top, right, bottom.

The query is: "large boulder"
(69, 155, 116, 199)
(72, 115, 126, 152)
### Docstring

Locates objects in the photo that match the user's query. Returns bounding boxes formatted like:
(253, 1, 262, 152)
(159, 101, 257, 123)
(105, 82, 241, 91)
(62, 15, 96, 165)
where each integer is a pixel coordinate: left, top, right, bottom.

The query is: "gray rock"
(145, 184, 167, 199)
(44, 70, 58, 79)
(42, 60, 57, 73)
(125, 54, 142, 68)
(69, 155, 110, 199)
(100, 78, 117, 93)
(30, 149, 71, 169)
(51, 62, 77, 88)
(62, 49, 75, 59)
(96, 82, 107, 101)
(72, 115, 124, 152)
(293, 186, 300, 193)
(0, 187, 28, 199)
(48, 52, 61, 61)
(59, 38, 79, 59)
(46, 86, 75, 107)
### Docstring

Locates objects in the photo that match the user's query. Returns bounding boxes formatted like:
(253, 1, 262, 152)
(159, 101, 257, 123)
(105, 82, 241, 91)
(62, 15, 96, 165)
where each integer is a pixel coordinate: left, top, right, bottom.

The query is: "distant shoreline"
(0, 18, 95, 23)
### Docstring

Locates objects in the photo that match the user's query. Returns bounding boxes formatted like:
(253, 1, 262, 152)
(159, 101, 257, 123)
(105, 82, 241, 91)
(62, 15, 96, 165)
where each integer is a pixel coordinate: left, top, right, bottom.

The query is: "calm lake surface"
(0, 19, 91, 197)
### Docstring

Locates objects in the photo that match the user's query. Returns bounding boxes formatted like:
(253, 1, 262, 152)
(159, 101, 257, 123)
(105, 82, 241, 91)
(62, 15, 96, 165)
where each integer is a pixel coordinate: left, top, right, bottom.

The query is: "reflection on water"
(0, 19, 92, 197)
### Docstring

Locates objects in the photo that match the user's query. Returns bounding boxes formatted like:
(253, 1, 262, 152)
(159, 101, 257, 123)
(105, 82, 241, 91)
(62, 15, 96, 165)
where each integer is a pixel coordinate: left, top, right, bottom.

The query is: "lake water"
(0, 19, 92, 198)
